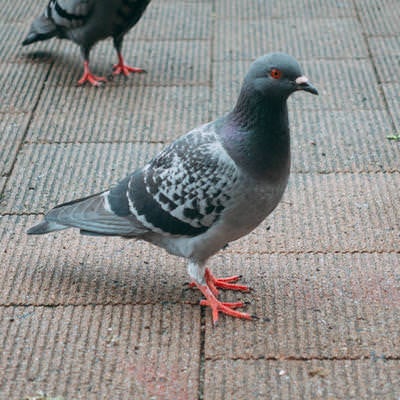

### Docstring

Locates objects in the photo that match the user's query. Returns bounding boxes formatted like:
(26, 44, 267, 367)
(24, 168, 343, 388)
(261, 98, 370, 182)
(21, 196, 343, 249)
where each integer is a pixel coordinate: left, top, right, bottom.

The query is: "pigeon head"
(243, 52, 318, 100)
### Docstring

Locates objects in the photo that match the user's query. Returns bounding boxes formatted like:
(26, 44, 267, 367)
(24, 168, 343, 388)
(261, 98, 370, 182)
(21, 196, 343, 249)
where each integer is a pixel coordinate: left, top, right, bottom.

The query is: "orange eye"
(270, 68, 282, 79)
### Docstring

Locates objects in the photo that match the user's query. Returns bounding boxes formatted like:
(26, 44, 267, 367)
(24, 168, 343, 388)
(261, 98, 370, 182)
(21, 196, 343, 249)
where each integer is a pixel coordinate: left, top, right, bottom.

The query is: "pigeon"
(28, 53, 318, 324)
(22, 0, 151, 86)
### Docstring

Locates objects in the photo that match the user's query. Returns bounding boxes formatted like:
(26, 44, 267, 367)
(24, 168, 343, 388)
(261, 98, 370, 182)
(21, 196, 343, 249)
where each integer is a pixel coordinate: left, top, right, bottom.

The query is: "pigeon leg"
(77, 47, 107, 86)
(194, 283, 252, 324)
(77, 61, 107, 86)
(112, 36, 146, 76)
(113, 52, 145, 76)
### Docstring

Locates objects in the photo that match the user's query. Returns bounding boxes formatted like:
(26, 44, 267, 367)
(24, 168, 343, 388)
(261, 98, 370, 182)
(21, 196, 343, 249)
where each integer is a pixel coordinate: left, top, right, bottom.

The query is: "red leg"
(112, 52, 146, 76)
(195, 284, 252, 324)
(77, 61, 107, 86)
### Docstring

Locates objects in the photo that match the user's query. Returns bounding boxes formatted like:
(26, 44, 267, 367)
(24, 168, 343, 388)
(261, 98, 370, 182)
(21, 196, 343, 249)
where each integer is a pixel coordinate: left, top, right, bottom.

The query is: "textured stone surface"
(0, 61, 50, 113)
(0, 178, 6, 195)
(0, 305, 201, 400)
(204, 253, 400, 359)
(368, 37, 400, 84)
(0, 112, 30, 176)
(0, 142, 163, 214)
(26, 85, 211, 143)
(0, 215, 192, 306)
(215, 0, 356, 18)
(355, 0, 400, 36)
(214, 18, 368, 61)
(1, 0, 400, 398)
(205, 359, 400, 400)
(382, 83, 400, 133)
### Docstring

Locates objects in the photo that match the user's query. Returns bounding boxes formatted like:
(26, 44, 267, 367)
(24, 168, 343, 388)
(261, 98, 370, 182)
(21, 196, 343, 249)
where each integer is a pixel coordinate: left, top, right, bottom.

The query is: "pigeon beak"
(295, 76, 319, 95)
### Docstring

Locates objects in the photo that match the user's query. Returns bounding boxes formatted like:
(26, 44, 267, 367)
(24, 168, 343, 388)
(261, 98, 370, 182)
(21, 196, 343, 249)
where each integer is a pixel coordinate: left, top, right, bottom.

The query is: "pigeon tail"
(22, 15, 58, 46)
(27, 191, 147, 237)
(27, 221, 68, 235)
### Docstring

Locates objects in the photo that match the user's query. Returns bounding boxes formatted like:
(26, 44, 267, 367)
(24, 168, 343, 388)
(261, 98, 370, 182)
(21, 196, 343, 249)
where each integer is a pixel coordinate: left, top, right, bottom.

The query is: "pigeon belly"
(66, 0, 151, 48)
(141, 172, 289, 262)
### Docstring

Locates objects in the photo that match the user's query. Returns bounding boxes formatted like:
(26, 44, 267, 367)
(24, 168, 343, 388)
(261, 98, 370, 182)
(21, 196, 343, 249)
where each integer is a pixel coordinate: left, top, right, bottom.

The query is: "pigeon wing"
(46, 0, 95, 30)
(125, 124, 239, 237)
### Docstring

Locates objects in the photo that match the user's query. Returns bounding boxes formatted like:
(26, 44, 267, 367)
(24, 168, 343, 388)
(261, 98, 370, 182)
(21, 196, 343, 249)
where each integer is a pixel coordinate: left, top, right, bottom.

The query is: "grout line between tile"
(353, 0, 397, 133)
(205, 355, 400, 362)
(0, 61, 54, 194)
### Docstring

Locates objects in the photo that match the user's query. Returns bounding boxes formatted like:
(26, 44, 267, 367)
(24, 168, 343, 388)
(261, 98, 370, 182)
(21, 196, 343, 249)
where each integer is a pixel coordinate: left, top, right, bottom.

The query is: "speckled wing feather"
(108, 123, 240, 237)
(46, 0, 94, 30)
(22, 0, 95, 44)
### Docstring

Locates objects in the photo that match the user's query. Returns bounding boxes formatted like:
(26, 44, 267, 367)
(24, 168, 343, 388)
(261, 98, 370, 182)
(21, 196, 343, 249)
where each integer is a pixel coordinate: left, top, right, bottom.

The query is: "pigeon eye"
(270, 68, 282, 79)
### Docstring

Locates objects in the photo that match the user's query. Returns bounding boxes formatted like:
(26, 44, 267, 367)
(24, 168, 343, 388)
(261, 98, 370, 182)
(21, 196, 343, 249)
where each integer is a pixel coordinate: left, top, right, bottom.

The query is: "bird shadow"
(32, 255, 196, 306)
(22, 50, 54, 63)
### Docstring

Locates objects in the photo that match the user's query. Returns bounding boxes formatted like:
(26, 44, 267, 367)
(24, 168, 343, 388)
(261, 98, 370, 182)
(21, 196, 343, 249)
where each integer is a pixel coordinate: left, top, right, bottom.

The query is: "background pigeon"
(22, 0, 151, 86)
(28, 53, 318, 324)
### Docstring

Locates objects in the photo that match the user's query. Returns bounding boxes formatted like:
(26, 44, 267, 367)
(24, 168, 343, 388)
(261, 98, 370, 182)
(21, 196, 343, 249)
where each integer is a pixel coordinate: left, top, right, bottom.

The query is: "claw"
(112, 53, 146, 77)
(77, 61, 106, 86)
(195, 284, 252, 324)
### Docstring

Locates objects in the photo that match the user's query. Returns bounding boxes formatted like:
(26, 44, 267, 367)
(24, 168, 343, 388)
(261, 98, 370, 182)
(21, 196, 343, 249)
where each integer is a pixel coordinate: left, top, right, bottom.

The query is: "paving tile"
(0, 0, 42, 22)
(41, 38, 211, 87)
(215, 0, 356, 18)
(285, 58, 385, 111)
(214, 18, 368, 62)
(0, 62, 50, 113)
(0, 142, 163, 214)
(211, 59, 385, 117)
(382, 83, 400, 132)
(204, 359, 400, 400)
(0, 112, 30, 176)
(0, 178, 6, 195)
(368, 37, 400, 84)
(355, 0, 400, 36)
(290, 109, 399, 173)
(227, 173, 400, 254)
(0, 215, 195, 306)
(0, 22, 33, 61)
(26, 85, 210, 143)
(132, 0, 212, 39)
(0, 304, 200, 400)
(204, 252, 400, 359)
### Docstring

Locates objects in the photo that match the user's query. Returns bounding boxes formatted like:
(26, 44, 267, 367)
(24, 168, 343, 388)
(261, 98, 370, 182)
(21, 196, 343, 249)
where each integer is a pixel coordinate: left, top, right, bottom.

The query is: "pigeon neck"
(231, 87, 290, 130)
(222, 94, 291, 181)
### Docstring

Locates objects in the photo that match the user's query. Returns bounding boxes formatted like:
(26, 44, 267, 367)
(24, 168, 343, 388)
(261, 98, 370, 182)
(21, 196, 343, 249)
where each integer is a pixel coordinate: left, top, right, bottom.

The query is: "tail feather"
(27, 221, 68, 235)
(27, 191, 147, 237)
(22, 14, 58, 46)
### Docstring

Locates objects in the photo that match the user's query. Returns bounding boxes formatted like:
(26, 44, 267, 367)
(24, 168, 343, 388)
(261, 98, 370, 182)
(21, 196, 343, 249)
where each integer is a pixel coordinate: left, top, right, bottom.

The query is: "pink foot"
(113, 53, 146, 76)
(195, 284, 252, 324)
(77, 61, 107, 86)
(189, 267, 250, 296)
(204, 267, 250, 296)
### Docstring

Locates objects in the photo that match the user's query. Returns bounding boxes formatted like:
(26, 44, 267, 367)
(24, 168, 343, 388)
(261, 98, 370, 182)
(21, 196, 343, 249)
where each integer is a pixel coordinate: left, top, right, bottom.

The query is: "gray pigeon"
(22, 0, 151, 86)
(28, 53, 318, 323)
